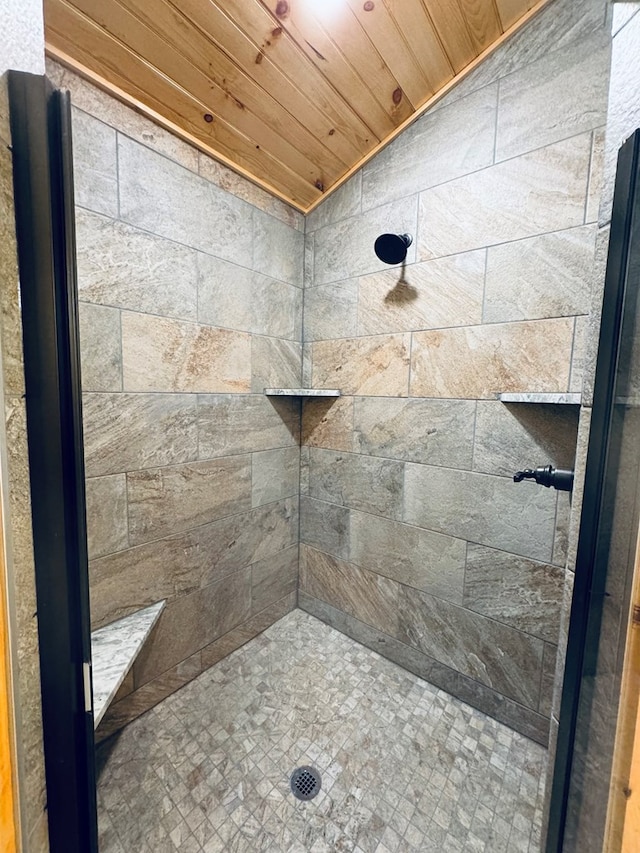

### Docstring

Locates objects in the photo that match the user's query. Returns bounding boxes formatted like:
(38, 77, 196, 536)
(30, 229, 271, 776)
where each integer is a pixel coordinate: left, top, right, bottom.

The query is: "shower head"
(374, 233, 413, 265)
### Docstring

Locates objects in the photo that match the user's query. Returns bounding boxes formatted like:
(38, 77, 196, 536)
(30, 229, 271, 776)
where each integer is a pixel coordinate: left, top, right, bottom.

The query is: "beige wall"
(299, 0, 610, 746)
(45, 62, 305, 740)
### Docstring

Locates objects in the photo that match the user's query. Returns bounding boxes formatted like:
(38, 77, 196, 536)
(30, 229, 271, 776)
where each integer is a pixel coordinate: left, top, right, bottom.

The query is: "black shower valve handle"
(513, 465, 574, 492)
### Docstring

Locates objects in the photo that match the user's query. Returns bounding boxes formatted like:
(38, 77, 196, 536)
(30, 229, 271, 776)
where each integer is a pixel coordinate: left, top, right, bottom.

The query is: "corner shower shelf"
(499, 392, 582, 405)
(264, 388, 341, 397)
(91, 600, 165, 728)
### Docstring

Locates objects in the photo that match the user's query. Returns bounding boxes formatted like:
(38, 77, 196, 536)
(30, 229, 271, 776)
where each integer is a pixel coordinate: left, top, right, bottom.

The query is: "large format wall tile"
(305, 172, 362, 233)
(252, 207, 304, 287)
(397, 586, 544, 709)
(83, 393, 198, 477)
(484, 226, 597, 322)
(303, 279, 358, 342)
(313, 196, 418, 285)
(78, 302, 122, 392)
(251, 446, 299, 507)
(495, 32, 610, 162)
(197, 394, 299, 458)
(300, 545, 399, 637)
(473, 400, 579, 478)
(122, 312, 251, 393)
(464, 544, 564, 644)
(300, 496, 350, 559)
(118, 135, 253, 264)
(72, 109, 118, 217)
(85, 474, 128, 559)
(418, 134, 592, 259)
(404, 463, 557, 562)
(309, 448, 404, 520)
(198, 254, 301, 339)
(311, 334, 410, 396)
(75, 208, 198, 320)
(410, 318, 574, 399)
(302, 396, 354, 452)
(349, 510, 466, 604)
(353, 396, 475, 468)
(357, 251, 485, 335)
(361, 85, 497, 211)
(133, 568, 253, 684)
(251, 337, 302, 392)
(250, 546, 298, 614)
(127, 456, 252, 544)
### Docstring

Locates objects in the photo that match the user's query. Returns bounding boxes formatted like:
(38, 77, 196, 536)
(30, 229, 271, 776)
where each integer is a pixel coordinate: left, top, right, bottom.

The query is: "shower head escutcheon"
(374, 233, 413, 265)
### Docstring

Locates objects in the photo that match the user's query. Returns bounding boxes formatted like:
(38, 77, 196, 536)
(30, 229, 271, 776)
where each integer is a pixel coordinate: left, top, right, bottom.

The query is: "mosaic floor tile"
(97, 610, 546, 852)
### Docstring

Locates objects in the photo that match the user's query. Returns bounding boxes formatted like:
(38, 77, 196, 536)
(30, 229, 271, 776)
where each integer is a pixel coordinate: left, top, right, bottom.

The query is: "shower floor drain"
(290, 766, 321, 801)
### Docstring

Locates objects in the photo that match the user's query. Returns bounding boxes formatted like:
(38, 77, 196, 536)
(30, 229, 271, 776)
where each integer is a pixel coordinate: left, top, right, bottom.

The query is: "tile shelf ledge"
(91, 600, 166, 729)
(264, 388, 341, 397)
(499, 392, 582, 405)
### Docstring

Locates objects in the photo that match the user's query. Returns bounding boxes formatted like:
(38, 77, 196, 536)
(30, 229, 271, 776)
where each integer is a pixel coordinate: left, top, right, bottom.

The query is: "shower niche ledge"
(91, 600, 165, 728)
(499, 392, 582, 405)
(264, 388, 341, 397)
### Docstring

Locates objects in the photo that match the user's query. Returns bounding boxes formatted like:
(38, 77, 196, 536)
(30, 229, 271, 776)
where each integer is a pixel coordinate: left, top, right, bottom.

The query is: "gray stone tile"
(197, 254, 301, 340)
(587, 127, 606, 225)
(404, 463, 557, 562)
(303, 279, 358, 342)
(495, 32, 610, 162)
(577, 226, 610, 407)
(252, 208, 304, 287)
(313, 197, 418, 285)
(410, 318, 574, 399)
(483, 225, 597, 322)
(75, 208, 198, 321)
(473, 400, 579, 478)
(0, 144, 26, 397)
(251, 446, 299, 507)
(127, 456, 252, 545)
(357, 250, 485, 335)
(354, 397, 475, 468)
(79, 302, 122, 392)
(308, 448, 404, 520)
(250, 547, 298, 615)
(418, 134, 592, 260)
(301, 396, 354, 452)
(397, 586, 544, 709)
(349, 510, 465, 604)
(464, 544, 564, 643)
(251, 337, 302, 392)
(311, 334, 411, 397)
(72, 108, 118, 217)
(86, 474, 128, 559)
(539, 643, 558, 718)
(118, 135, 253, 264)
(361, 85, 497, 211)
(122, 312, 251, 393)
(299, 496, 350, 560)
(305, 172, 362, 233)
(83, 393, 198, 477)
(197, 395, 299, 459)
(133, 568, 252, 684)
(612, 4, 640, 36)
(300, 546, 399, 637)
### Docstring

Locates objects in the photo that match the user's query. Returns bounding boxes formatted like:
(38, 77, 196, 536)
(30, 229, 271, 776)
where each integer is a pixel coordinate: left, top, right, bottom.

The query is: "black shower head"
(374, 233, 413, 265)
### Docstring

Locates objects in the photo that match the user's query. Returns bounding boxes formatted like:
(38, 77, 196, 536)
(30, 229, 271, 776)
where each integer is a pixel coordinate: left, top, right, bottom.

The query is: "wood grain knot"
(276, 1, 289, 17)
(364, 1, 375, 10)
(392, 87, 403, 105)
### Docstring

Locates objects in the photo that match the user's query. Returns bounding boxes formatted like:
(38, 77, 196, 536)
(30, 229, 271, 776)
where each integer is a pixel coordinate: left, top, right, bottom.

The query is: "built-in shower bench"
(91, 601, 165, 728)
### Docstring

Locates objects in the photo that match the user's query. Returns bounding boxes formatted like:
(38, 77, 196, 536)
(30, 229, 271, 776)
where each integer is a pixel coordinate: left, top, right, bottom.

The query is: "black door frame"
(8, 71, 97, 853)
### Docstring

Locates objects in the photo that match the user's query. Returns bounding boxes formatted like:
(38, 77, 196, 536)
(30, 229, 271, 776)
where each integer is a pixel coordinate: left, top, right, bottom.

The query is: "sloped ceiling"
(44, 0, 550, 212)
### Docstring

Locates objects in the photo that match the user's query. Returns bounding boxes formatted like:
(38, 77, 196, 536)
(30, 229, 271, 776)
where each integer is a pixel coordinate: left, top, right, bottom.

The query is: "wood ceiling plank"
(45, 2, 321, 207)
(256, 0, 414, 130)
(382, 0, 454, 95)
(495, 0, 531, 29)
(420, 0, 478, 73)
(457, 0, 503, 50)
(166, 0, 374, 163)
(218, 0, 400, 139)
(341, 0, 432, 107)
(65, 0, 343, 187)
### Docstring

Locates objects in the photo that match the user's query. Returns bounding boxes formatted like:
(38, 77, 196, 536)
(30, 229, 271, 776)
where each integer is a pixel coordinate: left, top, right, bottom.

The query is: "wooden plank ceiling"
(44, 0, 549, 213)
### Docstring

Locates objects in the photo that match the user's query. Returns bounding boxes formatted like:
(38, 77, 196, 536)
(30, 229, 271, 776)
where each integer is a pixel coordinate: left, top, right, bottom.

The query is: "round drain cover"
(290, 766, 321, 801)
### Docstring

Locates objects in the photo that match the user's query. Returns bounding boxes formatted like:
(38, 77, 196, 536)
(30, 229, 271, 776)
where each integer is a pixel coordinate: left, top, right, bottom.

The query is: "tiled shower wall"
(46, 62, 304, 740)
(299, 0, 611, 744)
